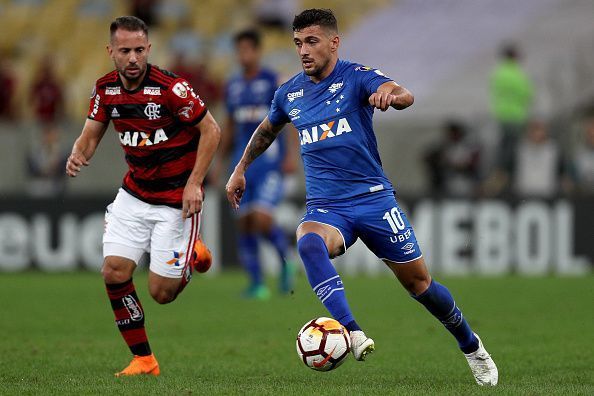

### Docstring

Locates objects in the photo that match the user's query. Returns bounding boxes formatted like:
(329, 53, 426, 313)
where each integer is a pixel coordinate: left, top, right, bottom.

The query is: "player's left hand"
(182, 183, 203, 218)
(368, 91, 398, 111)
(225, 169, 246, 210)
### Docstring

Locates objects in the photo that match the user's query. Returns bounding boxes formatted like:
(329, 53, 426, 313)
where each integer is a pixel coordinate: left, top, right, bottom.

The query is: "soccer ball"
(296, 317, 351, 371)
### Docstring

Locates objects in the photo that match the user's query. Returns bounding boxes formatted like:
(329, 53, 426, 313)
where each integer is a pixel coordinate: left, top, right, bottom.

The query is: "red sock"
(175, 262, 193, 296)
(106, 279, 151, 356)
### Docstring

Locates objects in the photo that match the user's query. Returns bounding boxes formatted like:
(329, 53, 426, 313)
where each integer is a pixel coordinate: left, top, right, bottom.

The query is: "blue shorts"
(300, 191, 422, 263)
(238, 169, 284, 215)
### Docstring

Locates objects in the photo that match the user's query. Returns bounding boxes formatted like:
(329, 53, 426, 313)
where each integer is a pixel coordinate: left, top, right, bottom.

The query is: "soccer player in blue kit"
(226, 9, 498, 385)
(216, 29, 295, 298)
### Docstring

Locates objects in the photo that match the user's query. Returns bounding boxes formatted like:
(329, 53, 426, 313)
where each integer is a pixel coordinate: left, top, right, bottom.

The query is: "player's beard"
(302, 57, 327, 78)
(120, 64, 145, 82)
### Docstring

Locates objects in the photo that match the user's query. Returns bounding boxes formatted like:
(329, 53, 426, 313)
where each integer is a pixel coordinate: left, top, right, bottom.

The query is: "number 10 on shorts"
(383, 207, 405, 234)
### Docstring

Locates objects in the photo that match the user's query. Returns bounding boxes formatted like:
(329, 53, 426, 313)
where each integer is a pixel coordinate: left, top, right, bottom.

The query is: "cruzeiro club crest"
(144, 102, 161, 120)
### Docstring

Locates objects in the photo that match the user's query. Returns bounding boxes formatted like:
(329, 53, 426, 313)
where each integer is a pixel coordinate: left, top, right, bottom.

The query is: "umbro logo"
(316, 285, 331, 298)
(289, 108, 301, 120)
(401, 242, 414, 251)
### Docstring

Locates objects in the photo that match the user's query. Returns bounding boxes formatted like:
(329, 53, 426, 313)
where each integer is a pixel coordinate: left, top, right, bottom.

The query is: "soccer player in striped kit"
(66, 16, 220, 376)
(226, 9, 498, 386)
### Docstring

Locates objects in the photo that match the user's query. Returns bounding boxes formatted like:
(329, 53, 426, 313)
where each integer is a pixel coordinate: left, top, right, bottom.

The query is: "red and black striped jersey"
(87, 64, 208, 208)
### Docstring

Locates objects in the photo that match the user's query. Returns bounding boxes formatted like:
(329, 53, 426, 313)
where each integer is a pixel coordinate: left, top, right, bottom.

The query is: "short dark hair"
(234, 29, 261, 48)
(292, 8, 338, 33)
(110, 16, 148, 39)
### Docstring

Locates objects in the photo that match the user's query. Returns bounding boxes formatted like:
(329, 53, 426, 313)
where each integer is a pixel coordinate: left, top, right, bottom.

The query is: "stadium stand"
(0, 0, 593, 195)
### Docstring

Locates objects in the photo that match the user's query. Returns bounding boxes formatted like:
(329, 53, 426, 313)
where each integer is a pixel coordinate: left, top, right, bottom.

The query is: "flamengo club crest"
(144, 102, 161, 120)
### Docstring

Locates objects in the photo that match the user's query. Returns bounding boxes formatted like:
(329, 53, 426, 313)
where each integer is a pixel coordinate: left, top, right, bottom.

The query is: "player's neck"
(310, 57, 338, 83)
(119, 70, 147, 91)
(242, 65, 260, 79)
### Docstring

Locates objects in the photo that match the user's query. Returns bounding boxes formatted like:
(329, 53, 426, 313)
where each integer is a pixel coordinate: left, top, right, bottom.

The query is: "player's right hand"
(65, 152, 89, 177)
(225, 170, 246, 210)
(368, 91, 397, 111)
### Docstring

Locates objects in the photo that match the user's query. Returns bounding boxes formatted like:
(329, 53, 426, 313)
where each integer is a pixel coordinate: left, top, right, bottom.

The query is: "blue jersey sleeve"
(267, 86, 290, 126)
(352, 64, 393, 100)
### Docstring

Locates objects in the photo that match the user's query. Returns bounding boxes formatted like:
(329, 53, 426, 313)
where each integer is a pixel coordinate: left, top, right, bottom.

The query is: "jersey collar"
(118, 64, 152, 93)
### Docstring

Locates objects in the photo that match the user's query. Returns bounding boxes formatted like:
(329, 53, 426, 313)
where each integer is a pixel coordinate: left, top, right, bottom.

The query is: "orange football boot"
(190, 237, 212, 273)
(115, 354, 160, 377)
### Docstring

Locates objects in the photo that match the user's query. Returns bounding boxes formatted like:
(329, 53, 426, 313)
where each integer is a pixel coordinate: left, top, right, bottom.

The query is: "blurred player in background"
(213, 29, 296, 299)
(226, 9, 498, 386)
(66, 16, 220, 377)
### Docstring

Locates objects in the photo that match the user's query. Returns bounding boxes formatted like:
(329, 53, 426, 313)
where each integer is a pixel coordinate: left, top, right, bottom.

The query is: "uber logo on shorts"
(390, 228, 412, 244)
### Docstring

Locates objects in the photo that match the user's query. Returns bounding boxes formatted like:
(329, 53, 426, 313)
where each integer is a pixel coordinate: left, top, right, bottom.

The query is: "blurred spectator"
(489, 43, 534, 184)
(571, 118, 594, 195)
(169, 53, 222, 105)
(513, 120, 568, 198)
(254, 0, 296, 30)
(424, 120, 481, 197)
(26, 124, 69, 197)
(0, 58, 16, 120)
(31, 57, 64, 125)
(169, 17, 203, 63)
(129, 0, 159, 27)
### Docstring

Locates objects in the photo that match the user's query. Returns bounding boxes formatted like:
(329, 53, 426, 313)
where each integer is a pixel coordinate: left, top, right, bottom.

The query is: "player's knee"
(253, 213, 273, 234)
(401, 274, 431, 296)
(150, 288, 177, 305)
(297, 233, 328, 262)
(102, 262, 130, 284)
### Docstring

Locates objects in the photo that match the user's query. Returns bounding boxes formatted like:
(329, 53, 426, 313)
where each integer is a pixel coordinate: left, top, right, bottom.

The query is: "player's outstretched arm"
(182, 111, 221, 218)
(369, 81, 414, 111)
(225, 116, 285, 209)
(65, 119, 108, 177)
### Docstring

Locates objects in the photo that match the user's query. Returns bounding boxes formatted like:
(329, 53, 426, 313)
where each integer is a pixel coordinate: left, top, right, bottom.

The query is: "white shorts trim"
(103, 242, 145, 264)
(381, 254, 424, 265)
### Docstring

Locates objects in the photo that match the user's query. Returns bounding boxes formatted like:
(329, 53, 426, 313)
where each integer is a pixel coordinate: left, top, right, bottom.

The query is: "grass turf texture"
(0, 271, 592, 395)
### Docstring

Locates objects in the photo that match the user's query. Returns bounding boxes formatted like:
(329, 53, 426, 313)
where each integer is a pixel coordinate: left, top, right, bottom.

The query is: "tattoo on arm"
(241, 119, 282, 169)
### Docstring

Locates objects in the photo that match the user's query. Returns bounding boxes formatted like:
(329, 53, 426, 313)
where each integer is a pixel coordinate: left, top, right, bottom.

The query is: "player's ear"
(107, 44, 113, 58)
(330, 35, 340, 52)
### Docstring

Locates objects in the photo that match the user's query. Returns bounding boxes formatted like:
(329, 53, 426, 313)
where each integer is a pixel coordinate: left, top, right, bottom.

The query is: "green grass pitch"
(0, 271, 592, 395)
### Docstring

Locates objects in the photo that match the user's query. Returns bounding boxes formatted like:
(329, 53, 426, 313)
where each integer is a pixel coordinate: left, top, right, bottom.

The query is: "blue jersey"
(268, 59, 394, 202)
(226, 68, 285, 176)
